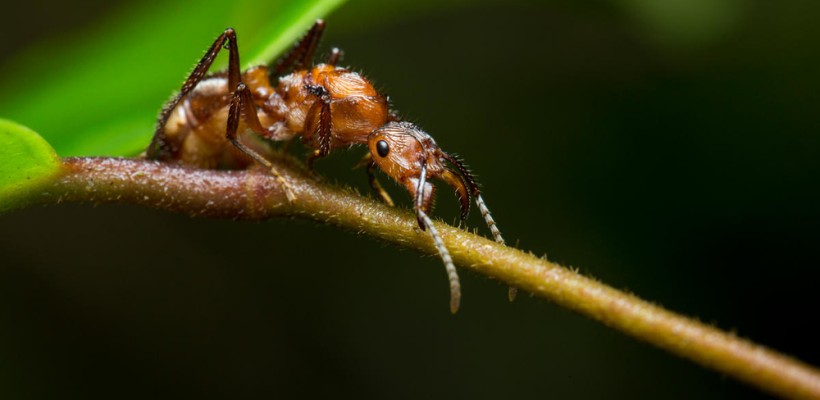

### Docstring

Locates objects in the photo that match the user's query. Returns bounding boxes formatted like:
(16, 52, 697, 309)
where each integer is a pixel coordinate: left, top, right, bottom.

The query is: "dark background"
(1, 0, 819, 398)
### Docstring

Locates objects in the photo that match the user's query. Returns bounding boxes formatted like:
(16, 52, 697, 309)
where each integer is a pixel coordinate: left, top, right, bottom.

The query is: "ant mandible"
(146, 20, 508, 313)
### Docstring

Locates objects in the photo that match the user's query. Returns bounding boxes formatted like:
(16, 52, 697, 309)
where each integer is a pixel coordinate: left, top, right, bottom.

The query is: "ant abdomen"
(157, 66, 278, 169)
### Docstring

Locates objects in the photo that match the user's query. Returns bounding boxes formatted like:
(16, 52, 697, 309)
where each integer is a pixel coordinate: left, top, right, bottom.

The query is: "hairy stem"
(33, 157, 820, 400)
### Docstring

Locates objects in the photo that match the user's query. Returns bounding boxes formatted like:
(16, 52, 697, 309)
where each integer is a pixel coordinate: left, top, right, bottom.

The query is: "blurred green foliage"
(0, 0, 343, 157)
(0, 119, 60, 212)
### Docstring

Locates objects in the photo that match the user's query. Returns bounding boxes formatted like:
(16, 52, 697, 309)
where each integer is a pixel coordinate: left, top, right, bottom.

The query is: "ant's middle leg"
(227, 83, 298, 202)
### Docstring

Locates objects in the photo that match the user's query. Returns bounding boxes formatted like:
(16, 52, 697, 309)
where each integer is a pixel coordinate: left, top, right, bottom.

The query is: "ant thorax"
(269, 64, 389, 149)
(158, 61, 389, 170)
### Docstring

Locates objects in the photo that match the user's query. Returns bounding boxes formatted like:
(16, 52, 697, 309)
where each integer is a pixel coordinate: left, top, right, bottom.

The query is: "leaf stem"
(34, 157, 820, 400)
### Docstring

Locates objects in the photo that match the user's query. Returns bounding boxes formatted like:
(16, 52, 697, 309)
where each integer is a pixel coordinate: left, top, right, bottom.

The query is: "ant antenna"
(441, 153, 505, 245)
(442, 152, 516, 301)
(418, 209, 461, 314)
(417, 156, 461, 313)
(416, 157, 429, 230)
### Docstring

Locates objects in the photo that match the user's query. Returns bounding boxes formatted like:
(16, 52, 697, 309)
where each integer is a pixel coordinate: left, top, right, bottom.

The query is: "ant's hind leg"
(271, 20, 326, 77)
(227, 83, 298, 202)
(149, 28, 240, 159)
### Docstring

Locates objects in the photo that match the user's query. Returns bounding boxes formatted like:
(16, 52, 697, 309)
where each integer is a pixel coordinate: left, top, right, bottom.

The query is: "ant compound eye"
(376, 140, 390, 158)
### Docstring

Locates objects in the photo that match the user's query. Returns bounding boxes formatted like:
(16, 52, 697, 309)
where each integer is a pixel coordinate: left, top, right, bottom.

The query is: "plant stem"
(37, 156, 820, 400)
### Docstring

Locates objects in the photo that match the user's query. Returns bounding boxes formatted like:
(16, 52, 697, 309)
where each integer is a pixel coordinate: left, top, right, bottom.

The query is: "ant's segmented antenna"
(417, 209, 461, 314)
(416, 158, 430, 229)
(442, 153, 516, 300)
(417, 156, 461, 313)
(475, 194, 505, 244)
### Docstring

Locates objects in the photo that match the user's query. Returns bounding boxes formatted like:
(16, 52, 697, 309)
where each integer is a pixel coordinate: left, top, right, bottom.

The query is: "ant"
(146, 20, 508, 313)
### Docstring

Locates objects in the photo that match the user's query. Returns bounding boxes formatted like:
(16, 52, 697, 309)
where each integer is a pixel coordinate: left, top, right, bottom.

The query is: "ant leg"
(306, 152, 318, 170)
(367, 161, 395, 206)
(366, 158, 395, 206)
(271, 20, 326, 77)
(305, 99, 332, 171)
(227, 83, 297, 202)
(352, 153, 395, 205)
(149, 28, 240, 159)
(327, 47, 343, 66)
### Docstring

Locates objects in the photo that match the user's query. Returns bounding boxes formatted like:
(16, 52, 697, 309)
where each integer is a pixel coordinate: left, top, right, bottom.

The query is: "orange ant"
(146, 20, 507, 313)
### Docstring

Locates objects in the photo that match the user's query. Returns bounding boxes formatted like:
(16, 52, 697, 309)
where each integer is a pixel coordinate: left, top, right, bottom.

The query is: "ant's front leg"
(354, 153, 395, 206)
(149, 28, 241, 159)
(305, 84, 333, 171)
(367, 160, 395, 207)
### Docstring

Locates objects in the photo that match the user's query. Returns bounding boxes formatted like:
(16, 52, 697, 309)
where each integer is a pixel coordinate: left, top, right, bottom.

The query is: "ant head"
(368, 121, 476, 223)
(368, 121, 436, 180)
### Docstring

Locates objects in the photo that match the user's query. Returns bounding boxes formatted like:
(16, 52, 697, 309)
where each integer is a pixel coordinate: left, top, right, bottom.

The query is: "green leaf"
(0, 119, 61, 213)
(0, 0, 344, 158)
